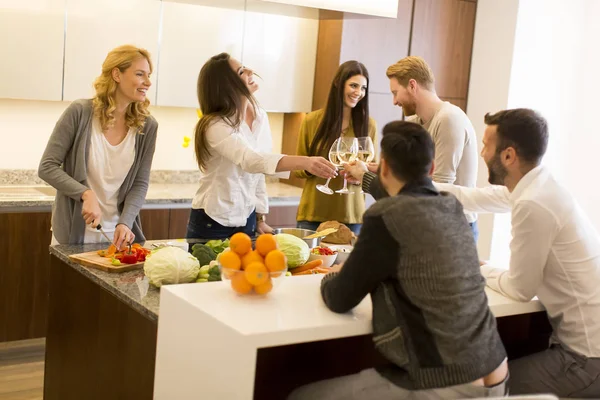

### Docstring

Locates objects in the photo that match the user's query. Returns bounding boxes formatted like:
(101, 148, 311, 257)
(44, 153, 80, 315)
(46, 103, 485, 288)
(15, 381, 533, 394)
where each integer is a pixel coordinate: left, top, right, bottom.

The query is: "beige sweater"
(407, 102, 478, 222)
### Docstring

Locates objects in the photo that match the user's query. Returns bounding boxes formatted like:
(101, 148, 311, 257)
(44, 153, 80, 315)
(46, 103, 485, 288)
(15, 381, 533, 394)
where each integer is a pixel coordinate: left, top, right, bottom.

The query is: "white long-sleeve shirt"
(437, 165, 600, 357)
(192, 109, 283, 227)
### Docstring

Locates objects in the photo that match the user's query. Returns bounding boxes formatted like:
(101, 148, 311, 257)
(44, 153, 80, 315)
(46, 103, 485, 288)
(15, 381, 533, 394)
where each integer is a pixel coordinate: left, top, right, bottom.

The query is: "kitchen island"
(46, 244, 551, 400)
(0, 181, 301, 343)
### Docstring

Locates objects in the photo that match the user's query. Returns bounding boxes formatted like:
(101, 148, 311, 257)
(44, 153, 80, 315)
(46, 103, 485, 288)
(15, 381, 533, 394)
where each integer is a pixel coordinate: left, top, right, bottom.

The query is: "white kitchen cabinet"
(0, 0, 65, 101)
(156, 0, 245, 108)
(242, 1, 318, 112)
(255, 0, 399, 18)
(62, 0, 161, 102)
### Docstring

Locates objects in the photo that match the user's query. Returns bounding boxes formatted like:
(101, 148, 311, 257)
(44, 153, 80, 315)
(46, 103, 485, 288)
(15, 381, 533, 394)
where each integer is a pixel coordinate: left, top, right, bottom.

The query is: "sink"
(0, 185, 57, 199)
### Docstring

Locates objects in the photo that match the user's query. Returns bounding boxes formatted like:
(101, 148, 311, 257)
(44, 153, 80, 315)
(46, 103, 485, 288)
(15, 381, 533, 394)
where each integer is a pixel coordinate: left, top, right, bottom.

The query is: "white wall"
(0, 99, 284, 171)
(468, 0, 600, 264)
(466, 0, 520, 260)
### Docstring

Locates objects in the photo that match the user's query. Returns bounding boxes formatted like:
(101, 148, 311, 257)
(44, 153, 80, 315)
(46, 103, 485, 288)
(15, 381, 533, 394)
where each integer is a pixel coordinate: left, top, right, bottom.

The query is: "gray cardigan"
(38, 99, 158, 244)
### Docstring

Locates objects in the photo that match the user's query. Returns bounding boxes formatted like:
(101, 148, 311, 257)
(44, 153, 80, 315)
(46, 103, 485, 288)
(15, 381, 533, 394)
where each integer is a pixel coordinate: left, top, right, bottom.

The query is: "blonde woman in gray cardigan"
(39, 45, 158, 248)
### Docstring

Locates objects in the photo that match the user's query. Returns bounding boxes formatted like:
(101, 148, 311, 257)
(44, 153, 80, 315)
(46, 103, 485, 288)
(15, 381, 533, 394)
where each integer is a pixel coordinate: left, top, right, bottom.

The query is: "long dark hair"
(194, 52, 259, 171)
(308, 61, 370, 156)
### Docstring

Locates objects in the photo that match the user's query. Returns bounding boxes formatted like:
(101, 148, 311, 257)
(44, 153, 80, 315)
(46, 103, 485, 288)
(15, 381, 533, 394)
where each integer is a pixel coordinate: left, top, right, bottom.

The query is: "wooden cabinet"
(242, 1, 318, 112)
(139, 208, 190, 240)
(156, 0, 245, 108)
(168, 208, 191, 239)
(410, 0, 477, 101)
(140, 206, 297, 240)
(0, 212, 51, 342)
(268, 205, 298, 228)
(139, 209, 170, 240)
(62, 0, 161, 102)
(0, 0, 65, 101)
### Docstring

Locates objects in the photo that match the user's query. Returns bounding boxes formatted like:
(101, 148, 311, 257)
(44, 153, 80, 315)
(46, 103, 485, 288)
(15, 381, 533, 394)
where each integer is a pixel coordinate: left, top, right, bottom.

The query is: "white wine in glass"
(335, 137, 359, 194)
(316, 139, 342, 195)
(355, 150, 375, 162)
(356, 137, 375, 193)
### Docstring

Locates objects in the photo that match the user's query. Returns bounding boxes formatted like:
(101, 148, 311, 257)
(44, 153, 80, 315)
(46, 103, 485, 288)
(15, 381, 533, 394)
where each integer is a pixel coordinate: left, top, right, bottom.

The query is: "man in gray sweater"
(288, 121, 508, 400)
(387, 56, 479, 239)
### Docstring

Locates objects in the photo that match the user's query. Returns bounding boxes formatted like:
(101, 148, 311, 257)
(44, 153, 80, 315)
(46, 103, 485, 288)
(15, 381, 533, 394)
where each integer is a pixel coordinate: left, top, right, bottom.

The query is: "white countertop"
(163, 275, 543, 347)
(154, 275, 544, 399)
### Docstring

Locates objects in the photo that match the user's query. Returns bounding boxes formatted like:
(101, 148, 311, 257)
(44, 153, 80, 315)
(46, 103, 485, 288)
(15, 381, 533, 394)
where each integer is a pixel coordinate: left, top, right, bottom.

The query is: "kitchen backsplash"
(0, 99, 284, 171)
(0, 169, 281, 186)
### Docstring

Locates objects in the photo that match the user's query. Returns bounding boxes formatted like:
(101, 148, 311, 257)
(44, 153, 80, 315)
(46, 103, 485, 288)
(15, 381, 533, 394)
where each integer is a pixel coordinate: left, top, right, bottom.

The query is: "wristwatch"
(256, 214, 267, 223)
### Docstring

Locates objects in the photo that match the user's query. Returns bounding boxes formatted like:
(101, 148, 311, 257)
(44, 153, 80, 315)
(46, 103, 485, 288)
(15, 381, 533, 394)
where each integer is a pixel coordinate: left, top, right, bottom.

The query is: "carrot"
(292, 266, 331, 276)
(291, 259, 323, 274)
(292, 269, 318, 276)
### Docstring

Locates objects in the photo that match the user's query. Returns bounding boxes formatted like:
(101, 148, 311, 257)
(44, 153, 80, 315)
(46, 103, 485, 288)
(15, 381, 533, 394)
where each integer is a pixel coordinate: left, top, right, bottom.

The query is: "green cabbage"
(274, 233, 310, 268)
(144, 246, 200, 287)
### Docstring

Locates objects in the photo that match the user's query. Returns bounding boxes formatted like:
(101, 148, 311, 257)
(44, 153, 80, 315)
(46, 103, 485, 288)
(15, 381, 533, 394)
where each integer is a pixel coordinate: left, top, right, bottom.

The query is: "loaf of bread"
(317, 221, 354, 244)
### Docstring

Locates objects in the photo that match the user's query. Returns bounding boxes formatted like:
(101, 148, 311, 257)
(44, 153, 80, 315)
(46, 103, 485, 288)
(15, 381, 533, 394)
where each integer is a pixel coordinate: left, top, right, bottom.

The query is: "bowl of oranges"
(218, 232, 287, 295)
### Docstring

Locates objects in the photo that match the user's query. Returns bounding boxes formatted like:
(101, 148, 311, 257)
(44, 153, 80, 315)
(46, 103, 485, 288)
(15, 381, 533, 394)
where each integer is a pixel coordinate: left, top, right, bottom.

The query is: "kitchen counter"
(49, 243, 160, 321)
(46, 244, 549, 400)
(0, 181, 303, 210)
(154, 276, 545, 399)
(49, 242, 544, 327)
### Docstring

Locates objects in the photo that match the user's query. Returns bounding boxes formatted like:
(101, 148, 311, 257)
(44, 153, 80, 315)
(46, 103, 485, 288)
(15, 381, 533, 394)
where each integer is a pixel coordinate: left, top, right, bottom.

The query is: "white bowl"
(307, 252, 338, 268)
(323, 244, 353, 263)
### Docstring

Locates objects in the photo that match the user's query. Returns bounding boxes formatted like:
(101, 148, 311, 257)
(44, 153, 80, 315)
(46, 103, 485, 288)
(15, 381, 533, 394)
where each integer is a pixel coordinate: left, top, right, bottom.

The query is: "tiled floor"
(0, 339, 44, 400)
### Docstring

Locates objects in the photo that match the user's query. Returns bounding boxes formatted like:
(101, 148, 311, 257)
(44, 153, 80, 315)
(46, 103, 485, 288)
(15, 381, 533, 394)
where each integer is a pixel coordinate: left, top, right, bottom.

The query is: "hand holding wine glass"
(355, 137, 375, 193)
(335, 137, 358, 194)
(316, 138, 342, 195)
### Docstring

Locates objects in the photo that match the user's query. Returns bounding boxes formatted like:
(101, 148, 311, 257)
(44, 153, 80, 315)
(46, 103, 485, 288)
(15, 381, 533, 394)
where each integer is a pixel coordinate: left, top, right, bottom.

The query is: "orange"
(265, 249, 287, 277)
(230, 232, 252, 256)
(230, 272, 253, 295)
(254, 278, 273, 295)
(244, 262, 269, 286)
(242, 250, 264, 270)
(255, 234, 278, 257)
(219, 250, 241, 271)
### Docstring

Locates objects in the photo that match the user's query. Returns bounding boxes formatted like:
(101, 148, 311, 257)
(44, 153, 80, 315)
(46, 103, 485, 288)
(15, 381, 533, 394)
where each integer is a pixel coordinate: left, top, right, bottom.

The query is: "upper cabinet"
(242, 1, 318, 112)
(62, 0, 161, 102)
(256, 0, 399, 18)
(156, 0, 245, 108)
(0, 0, 319, 112)
(0, 0, 66, 101)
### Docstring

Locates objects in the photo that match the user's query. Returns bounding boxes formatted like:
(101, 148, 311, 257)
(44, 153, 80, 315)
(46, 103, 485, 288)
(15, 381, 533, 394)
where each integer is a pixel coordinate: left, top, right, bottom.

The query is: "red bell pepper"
(121, 252, 138, 264)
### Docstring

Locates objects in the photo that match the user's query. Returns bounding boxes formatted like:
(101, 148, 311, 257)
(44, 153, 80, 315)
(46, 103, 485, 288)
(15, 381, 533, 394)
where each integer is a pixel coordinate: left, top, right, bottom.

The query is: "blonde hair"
(386, 56, 435, 91)
(92, 45, 153, 132)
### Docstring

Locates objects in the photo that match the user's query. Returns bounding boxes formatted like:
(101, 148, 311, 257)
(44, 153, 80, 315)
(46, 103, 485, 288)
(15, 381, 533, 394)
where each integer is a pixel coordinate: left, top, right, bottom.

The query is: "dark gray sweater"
(321, 177, 506, 390)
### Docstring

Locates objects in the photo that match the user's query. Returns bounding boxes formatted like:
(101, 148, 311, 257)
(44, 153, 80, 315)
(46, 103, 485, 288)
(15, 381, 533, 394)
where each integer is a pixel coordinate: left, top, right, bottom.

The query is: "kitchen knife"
(95, 224, 113, 244)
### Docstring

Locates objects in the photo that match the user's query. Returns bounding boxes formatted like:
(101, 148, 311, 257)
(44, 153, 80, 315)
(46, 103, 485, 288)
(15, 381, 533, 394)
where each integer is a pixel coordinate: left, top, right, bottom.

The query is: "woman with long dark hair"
(295, 61, 376, 234)
(186, 53, 336, 239)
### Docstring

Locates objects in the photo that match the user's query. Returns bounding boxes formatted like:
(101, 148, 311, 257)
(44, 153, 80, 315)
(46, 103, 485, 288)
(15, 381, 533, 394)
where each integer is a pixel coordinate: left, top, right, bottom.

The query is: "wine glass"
(355, 137, 375, 194)
(335, 137, 359, 194)
(316, 138, 342, 195)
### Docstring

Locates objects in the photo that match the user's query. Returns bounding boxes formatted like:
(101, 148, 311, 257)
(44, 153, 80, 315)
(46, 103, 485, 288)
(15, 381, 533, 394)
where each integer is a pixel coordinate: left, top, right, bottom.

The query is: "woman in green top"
(295, 61, 376, 235)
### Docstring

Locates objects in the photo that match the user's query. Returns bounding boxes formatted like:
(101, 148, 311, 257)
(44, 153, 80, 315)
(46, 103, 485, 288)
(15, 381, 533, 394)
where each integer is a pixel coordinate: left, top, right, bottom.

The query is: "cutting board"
(69, 250, 145, 273)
